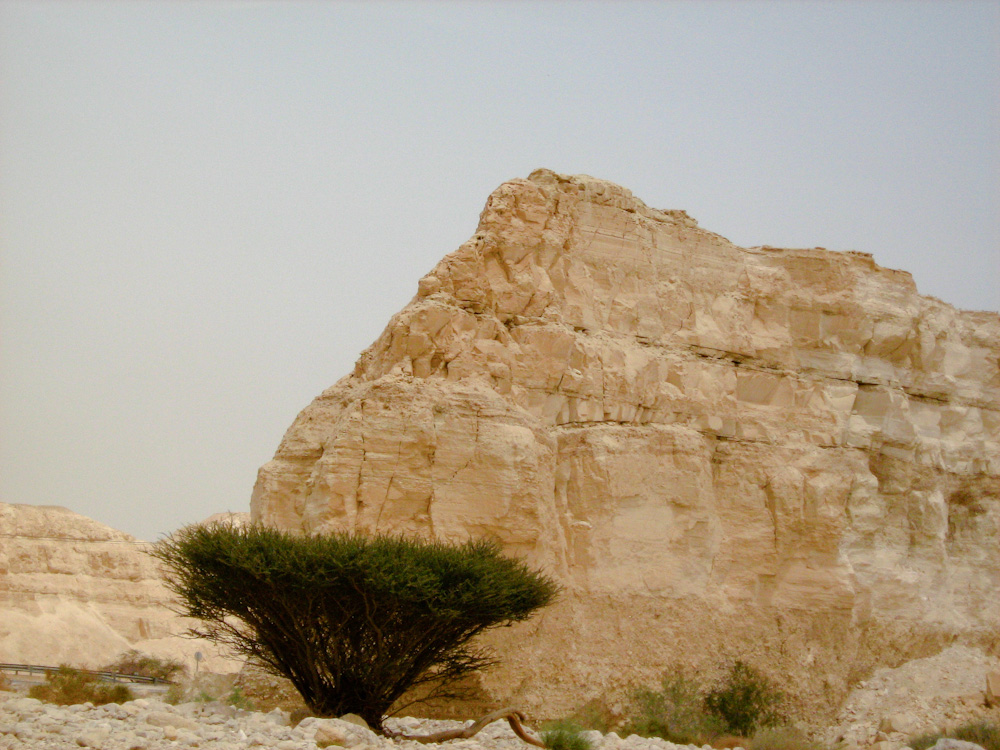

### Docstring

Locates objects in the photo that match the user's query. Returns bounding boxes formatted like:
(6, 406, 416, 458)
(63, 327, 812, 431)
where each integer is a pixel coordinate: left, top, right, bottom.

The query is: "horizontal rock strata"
(251, 169, 1000, 722)
(0, 503, 237, 672)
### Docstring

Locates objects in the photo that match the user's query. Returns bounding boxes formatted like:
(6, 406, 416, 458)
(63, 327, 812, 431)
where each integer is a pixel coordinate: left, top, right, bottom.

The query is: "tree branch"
(387, 707, 546, 747)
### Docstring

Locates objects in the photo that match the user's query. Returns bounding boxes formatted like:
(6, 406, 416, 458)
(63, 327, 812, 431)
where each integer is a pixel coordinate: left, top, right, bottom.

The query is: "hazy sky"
(2, 1, 998, 541)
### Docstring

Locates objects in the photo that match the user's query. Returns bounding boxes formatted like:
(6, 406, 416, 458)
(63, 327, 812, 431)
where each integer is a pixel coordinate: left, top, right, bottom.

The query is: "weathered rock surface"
(251, 169, 1000, 722)
(0, 502, 238, 672)
(828, 645, 1000, 746)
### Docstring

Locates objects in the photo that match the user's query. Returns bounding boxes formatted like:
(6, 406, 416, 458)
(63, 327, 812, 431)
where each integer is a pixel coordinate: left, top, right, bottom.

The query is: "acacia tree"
(153, 524, 558, 731)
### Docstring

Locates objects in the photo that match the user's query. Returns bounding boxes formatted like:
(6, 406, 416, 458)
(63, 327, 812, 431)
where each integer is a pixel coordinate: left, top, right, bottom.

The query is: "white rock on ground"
(929, 741, 988, 750)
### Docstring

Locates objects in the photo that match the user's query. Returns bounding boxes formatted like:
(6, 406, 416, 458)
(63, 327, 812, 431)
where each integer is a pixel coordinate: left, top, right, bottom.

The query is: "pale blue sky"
(2, 1, 997, 540)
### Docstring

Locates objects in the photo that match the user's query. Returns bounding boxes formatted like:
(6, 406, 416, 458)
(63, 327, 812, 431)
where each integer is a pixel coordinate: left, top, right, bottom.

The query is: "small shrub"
(909, 731, 942, 750)
(705, 661, 784, 737)
(226, 686, 255, 711)
(98, 683, 135, 705)
(103, 650, 185, 682)
(911, 722, 1000, 750)
(568, 699, 613, 734)
(750, 726, 825, 750)
(164, 682, 186, 705)
(29, 666, 135, 706)
(0, 672, 11, 692)
(542, 719, 594, 750)
(952, 722, 1000, 750)
(621, 668, 724, 745)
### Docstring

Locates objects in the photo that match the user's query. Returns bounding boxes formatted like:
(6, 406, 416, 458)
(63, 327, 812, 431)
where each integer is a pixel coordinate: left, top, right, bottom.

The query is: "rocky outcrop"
(251, 170, 1000, 722)
(0, 503, 240, 672)
(828, 645, 1000, 746)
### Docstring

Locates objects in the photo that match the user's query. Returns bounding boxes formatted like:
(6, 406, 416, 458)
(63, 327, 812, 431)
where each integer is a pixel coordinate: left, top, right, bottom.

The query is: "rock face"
(830, 645, 1000, 745)
(0, 502, 239, 672)
(251, 170, 1000, 722)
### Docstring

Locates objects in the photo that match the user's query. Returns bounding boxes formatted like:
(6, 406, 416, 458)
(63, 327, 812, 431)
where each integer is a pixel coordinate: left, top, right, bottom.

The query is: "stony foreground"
(1, 689, 997, 750)
(0, 692, 679, 750)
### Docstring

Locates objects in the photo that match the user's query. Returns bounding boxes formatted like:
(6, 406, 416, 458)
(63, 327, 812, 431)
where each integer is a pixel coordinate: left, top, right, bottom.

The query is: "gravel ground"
(0, 692, 707, 750)
(3, 645, 998, 750)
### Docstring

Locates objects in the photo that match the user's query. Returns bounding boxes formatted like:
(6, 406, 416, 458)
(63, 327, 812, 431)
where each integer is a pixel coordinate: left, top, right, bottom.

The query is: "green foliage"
(567, 699, 613, 734)
(952, 722, 1000, 750)
(102, 650, 185, 682)
(225, 686, 256, 711)
(101, 683, 135, 705)
(29, 666, 135, 706)
(164, 682, 186, 705)
(910, 732, 942, 750)
(621, 668, 724, 745)
(705, 662, 784, 737)
(542, 719, 594, 750)
(750, 726, 826, 750)
(621, 662, 785, 744)
(180, 684, 255, 710)
(153, 523, 558, 730)
(910, 722, 1000, 750)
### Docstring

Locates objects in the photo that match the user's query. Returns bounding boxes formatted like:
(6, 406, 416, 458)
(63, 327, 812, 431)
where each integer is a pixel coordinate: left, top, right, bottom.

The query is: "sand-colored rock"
(251, 170, 1000, 722)
(987, 671, 1000, 707)
(0, 502, 239, 672)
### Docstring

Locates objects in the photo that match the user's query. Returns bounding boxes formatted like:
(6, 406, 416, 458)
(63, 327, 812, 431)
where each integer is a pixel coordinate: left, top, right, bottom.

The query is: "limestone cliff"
(0, 502, 240, 672)
(251, 170, 1000, 721)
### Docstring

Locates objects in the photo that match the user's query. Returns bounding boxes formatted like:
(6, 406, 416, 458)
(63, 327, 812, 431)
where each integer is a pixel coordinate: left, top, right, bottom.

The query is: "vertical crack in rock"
(353, 400, 367, 521)
(763, 480, 780, 550)
(374, 439, 403, 534)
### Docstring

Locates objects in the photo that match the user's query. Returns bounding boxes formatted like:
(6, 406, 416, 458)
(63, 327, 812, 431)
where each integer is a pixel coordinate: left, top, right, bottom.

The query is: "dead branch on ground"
(387, 707, 546, 747)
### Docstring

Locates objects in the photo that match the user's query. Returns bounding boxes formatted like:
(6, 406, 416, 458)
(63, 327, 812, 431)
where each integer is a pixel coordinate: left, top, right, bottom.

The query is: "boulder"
(929, 741, 987, 750)
(306, 717, 379, 748)
(144, 710, 201, 731)
(879, 714, 920, 735)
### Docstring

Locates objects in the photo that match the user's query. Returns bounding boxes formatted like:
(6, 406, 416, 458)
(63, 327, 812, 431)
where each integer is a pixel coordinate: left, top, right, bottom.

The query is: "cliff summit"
(251, 169, 999, 722)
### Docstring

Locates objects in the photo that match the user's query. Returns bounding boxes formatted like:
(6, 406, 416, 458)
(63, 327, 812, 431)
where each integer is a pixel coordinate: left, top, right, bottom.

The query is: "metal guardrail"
(0, 663, 175, 685)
